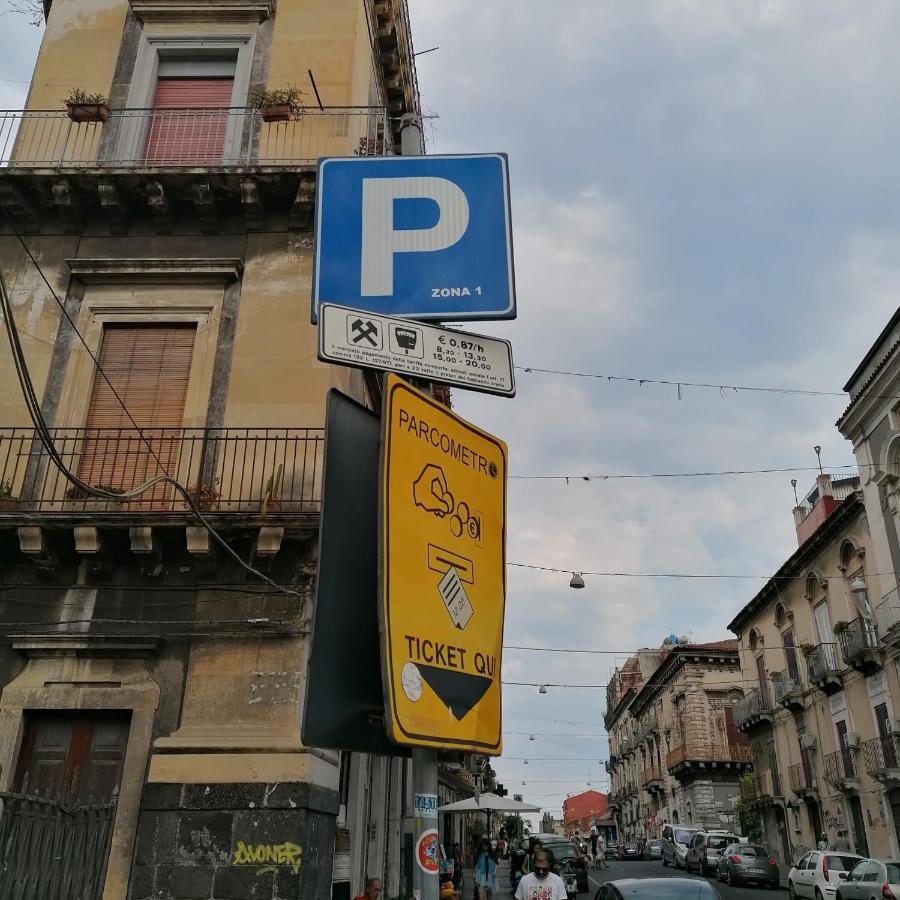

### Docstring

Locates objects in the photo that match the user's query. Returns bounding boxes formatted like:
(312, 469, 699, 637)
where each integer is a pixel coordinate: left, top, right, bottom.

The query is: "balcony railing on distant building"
(0, 107, 393, 169)
(862, 734, 900, 778)
(837, 616, 881, 672)
(742, 770, 781, 803)
(806, 642, 842, 682)
(0, 427, 323, 515)
(665, 741, 753, 770)
(875, 588, 900, 640)
(823, 748, 858, 787)
(788, 761, 817, 795)
(732, 688, 775, 730)
(772, 672, 805, 705)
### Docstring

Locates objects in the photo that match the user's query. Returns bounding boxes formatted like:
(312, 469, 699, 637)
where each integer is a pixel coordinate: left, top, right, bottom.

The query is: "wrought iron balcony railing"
(806, 642, 842, 681)
(772, 673, 805, 705)
(0, 427, 323, 515)
(0, 107, 393, 169)
(641, 765, 662, 787)
(666, 741, 753, 770)
(732, 688, 774, 729)
(789, 761, 817, 794)
(837, 616, 881, 670)
(823, 748, 858, 786)
(863, 734, 900, 777)
(876, 588, 900, 639)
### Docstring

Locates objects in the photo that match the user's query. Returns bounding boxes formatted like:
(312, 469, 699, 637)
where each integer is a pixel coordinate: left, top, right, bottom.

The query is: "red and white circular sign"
(415, 828, 440, 874)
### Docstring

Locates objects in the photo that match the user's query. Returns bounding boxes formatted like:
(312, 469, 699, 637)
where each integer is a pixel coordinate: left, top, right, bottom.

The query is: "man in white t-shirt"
(515, 851, 567, 900)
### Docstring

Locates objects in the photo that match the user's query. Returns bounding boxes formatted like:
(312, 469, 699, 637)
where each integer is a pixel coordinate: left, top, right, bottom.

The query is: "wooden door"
(13, 711, 130, 804)
(783, 629, 801, 682)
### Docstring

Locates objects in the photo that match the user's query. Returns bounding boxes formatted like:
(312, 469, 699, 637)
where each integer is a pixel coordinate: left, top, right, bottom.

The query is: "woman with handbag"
(474, 838, 497, 900)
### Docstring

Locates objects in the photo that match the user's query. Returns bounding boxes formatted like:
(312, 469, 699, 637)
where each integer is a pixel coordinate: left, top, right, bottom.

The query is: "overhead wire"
(515, 365, 866, 400)
(0, 221, 303, 601)
(509, 464, 860, 481)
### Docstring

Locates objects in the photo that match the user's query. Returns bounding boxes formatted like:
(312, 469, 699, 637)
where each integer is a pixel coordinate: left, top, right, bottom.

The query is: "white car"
(836, 858, 900, 900)
(789, 850, 864, 899)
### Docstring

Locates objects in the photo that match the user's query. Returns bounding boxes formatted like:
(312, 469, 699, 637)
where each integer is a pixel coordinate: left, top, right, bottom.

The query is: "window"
(14, 711, 130, 804)
(78, 324, 196, 505)
(862, 862, 882, 882)
(144, 56, 236, 164)
(775, 603, 786, 627)
(848, 860, 867, 881)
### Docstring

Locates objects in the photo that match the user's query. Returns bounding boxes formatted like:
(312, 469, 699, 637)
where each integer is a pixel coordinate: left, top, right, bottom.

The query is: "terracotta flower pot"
(260, 103, 293, 123)
(66, 103, 110, 123)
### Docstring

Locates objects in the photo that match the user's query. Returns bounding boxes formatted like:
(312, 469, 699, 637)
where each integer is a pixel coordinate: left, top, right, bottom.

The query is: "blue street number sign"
(312, 153, 516, 323)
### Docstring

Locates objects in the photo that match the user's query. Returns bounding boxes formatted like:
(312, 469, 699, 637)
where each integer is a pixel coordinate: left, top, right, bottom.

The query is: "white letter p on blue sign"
(312, 154, 516, 322)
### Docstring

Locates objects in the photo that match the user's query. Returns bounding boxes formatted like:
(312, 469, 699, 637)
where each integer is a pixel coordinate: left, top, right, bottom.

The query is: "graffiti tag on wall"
(232, 840, 302, 876)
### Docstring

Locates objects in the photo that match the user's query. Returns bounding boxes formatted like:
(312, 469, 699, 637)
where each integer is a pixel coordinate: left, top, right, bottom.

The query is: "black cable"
(0, 230, 302, 599)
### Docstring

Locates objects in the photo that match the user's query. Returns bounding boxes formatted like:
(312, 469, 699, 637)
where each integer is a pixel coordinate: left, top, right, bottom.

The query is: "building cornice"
(727, 493, 864, 635)
(66, 257, 244, 283)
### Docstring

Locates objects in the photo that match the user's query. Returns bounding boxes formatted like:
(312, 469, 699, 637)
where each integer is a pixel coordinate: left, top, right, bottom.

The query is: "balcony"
(789, 762, 818, 799)
(0, 427, 322, 563)
(875, 589, 900, 644)
(0, 107, 392, 234)
(837, 617, 882, 675)
(742, 770, 783, 807)
(640, 764, 664, 794)
(863, 735, 900, 784)
(733, 688, 775, 733)
(665, 741, 753, 781)
(806, 642, 843, 695)
(620, 737, 635, 758)
(823, 749, 859, 792)
(772, 672, 806, 712)
(1, 107, 393, 170)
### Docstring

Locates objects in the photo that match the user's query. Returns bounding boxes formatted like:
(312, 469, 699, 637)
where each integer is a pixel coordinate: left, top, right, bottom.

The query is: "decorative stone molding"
(129, 0, 275, 23)
(66, 257, 243, 284)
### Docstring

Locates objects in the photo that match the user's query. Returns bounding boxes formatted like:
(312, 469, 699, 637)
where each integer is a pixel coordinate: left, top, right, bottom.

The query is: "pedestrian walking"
(597, 834, 608, 870)
(515, 851, 567, 900)
(475, 838, 498, 900)
(353, 877, 381, 900)
(817, 833, 828, 851)
(833, 830, 852, 851)
(452, 843, 463, 894)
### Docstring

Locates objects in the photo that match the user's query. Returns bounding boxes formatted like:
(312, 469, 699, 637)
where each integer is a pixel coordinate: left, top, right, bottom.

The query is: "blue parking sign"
(312, 154, 516, 323)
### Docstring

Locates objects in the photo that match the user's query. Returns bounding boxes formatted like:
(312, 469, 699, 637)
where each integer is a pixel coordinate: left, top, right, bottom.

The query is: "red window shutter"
(144, 77, 234, 164)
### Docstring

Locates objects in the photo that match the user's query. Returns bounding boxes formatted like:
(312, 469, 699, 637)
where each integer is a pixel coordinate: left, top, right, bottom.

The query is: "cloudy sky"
(4, 0, 900, 819)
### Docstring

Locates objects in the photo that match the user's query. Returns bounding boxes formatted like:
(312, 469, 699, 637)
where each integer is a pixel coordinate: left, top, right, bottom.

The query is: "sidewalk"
(461, 856, 511, 897)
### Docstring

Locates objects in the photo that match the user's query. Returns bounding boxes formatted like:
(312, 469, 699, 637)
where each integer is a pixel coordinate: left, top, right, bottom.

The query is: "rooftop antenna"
(814, 445, 823, 475)
(791, 478, 799, 506)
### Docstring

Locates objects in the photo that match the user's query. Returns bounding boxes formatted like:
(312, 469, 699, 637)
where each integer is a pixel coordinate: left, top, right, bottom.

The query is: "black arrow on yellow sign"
(417, 665, 493, 721)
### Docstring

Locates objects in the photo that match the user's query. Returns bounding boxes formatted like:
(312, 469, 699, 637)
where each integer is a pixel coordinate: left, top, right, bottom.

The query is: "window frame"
(120, 33, 256, 162)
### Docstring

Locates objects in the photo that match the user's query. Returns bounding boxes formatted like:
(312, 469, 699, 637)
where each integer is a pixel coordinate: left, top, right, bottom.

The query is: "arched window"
(749, 629, 758, 652)
(774, 603, 786, 627)
(839, 540, 859, 573)
(805, 572, 825, 602)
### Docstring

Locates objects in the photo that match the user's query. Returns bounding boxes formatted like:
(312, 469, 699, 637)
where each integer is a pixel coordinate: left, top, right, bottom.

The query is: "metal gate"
(0, 789, 117, 900)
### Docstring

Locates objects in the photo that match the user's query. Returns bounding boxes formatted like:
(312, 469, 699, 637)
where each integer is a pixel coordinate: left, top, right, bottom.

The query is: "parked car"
(645, 839, 663, 861)
(548, 840, 590, 894)
(661, 824, 700, 869)
(715, 843, 779, 888)
(788, 850, 864, 899)
(620, 842, 643, 860)
(836, 858, 900, 900)
(685, 831, 742, 876)
(593, 878, 724, 898)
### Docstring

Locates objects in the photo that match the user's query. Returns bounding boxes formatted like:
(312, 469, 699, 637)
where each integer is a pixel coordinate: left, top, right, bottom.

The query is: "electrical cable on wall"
(0, 225, 303, 601)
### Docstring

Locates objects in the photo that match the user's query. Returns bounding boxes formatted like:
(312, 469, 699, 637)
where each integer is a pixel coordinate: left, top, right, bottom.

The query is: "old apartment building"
(727, 474, 900, 865)
(605, 638, 751, 843)
(0, 0, 431, 898)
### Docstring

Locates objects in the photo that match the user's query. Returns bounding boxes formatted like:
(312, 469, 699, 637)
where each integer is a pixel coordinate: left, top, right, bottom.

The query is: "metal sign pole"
(402, 111, 440, 900)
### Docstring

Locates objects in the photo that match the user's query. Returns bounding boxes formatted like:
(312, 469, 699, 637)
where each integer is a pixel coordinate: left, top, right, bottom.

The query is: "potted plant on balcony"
(799, 641, 816, 658)
(251, 85, 303, 123)
(833, 620, 850, 635)
(64, 483, 125, 511)
(188, 481, 220, 512)
(0, 480, 19, 512)
(64, 89, 110, 123)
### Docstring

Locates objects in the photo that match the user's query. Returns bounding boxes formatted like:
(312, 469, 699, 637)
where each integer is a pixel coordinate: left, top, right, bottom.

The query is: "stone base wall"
(129, 781, 339, 900)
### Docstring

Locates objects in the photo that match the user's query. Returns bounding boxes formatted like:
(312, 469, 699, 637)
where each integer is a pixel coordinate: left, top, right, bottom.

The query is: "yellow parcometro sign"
(380, 375, 507, 754)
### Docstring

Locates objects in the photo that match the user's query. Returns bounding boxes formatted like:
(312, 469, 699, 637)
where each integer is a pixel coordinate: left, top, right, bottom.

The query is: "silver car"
(661, 824, 700, 869)
(836, 858, 900, 900)
(715, 843, 779, 888)
(685, 831, 742, 876)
